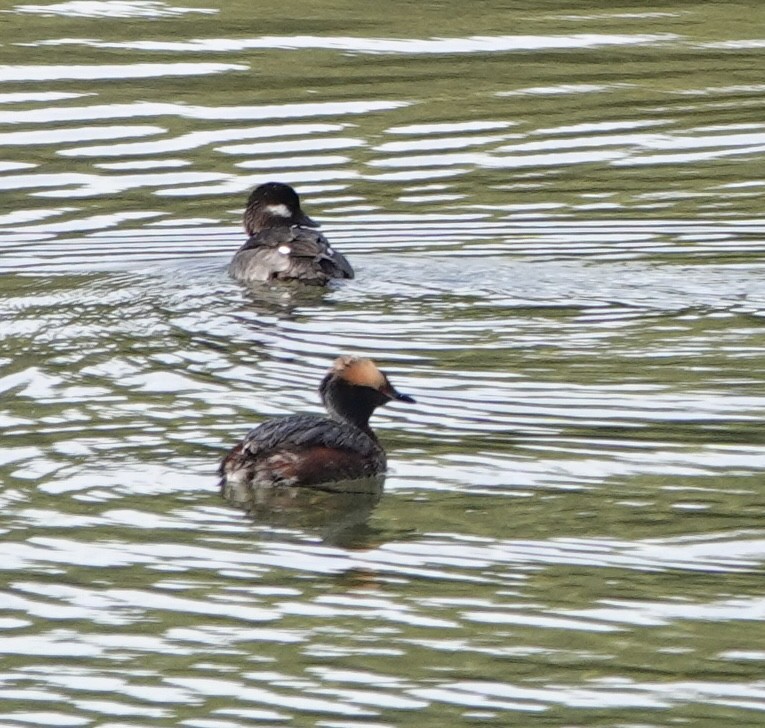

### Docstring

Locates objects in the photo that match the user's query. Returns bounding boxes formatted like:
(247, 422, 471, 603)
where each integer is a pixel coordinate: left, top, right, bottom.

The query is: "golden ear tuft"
(332, 356, 386, 389)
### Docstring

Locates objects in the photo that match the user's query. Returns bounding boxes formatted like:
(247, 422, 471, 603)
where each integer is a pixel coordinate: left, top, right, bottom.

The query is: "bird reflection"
(221, 476, 385, 547)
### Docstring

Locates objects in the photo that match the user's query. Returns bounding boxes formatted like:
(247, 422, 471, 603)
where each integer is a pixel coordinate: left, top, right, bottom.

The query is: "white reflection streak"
(0, 91, 90, 103)
(0, 161, 34, 171)
(414, 677, 765, 711)
(218, 137, 365, 155)
(16, 1, 217, 17)
(568, 594, 765, 628)
(60, 124, 347, 158)
(157, 169, 359, 196)
(614, 144, 765, 167)
(388, 121, 513, 134)
(0, 125, 164, 145)
(38, 33, 679, 54)
(369, 150, 628, 169)
(0, 101, 406, 125)
(375, 532, 764, 575)
(166, 676, 371, 716)
(0, 171, 228, 197)
(374, 134, 508, 152)
(0, 63, 246, 82)
(237, 155, 351, 169)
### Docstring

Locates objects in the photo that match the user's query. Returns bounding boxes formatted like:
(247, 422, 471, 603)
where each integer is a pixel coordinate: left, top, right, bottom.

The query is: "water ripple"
(2, 4, 765, 726)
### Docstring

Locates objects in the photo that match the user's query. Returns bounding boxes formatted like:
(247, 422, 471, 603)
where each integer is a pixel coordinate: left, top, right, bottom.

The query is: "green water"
(1, 1, 765, 726)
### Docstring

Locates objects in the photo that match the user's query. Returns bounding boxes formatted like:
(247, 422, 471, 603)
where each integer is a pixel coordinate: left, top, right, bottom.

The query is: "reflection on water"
(1, 0, 765, 725)
(222, 476, 385, 548)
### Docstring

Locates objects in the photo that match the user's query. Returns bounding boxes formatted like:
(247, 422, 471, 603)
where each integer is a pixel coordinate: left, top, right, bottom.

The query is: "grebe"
(219, 356, 414, 490)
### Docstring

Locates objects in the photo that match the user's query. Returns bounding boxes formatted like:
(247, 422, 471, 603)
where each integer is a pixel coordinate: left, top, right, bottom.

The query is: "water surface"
(2, 1, 765, 726)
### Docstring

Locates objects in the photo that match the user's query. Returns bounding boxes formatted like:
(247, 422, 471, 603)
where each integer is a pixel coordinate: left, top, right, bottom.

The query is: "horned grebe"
(219, 356, 414, 490)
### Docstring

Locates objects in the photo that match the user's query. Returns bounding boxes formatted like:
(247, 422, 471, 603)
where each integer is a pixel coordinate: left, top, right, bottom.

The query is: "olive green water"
(2, 1, 765, 726)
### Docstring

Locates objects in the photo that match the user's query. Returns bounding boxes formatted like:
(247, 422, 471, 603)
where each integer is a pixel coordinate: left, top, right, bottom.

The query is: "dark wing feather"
(237, 226, 295, 253)
(239, 415, 378, 458)
(220, 414, 383, 487)
(286, 228, 334, 259)
(320, 245, 354, 279)
(236, 226, 354, 280)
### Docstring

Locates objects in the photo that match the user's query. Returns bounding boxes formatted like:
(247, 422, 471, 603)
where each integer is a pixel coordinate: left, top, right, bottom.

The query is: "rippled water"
(2, 1, 765, 726)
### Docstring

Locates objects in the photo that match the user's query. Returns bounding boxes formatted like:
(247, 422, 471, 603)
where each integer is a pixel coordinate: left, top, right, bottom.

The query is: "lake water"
(2, 1, 765, 726)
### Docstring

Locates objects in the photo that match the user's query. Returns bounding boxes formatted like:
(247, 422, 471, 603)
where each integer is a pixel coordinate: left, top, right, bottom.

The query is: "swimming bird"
(219, 356, 414, 490)
(229, 182, 354, 285)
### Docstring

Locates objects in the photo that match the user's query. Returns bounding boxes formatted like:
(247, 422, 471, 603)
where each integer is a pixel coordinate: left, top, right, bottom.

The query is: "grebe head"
(319, 356, 415, 431)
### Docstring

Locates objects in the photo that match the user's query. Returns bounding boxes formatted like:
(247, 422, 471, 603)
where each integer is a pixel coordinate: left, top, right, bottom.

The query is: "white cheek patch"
(326, 247, 334, 256)
(266, 203, 291, 218)
(277, 245, 291, 255)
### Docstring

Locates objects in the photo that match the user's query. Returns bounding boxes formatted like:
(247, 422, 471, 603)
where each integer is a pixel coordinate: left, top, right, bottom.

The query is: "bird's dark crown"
(244, 182, 312, 236)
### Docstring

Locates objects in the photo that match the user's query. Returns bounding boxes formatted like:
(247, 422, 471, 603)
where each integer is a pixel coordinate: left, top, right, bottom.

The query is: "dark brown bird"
(229, 182, 354, 285)
(219, 356, 414, 490)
